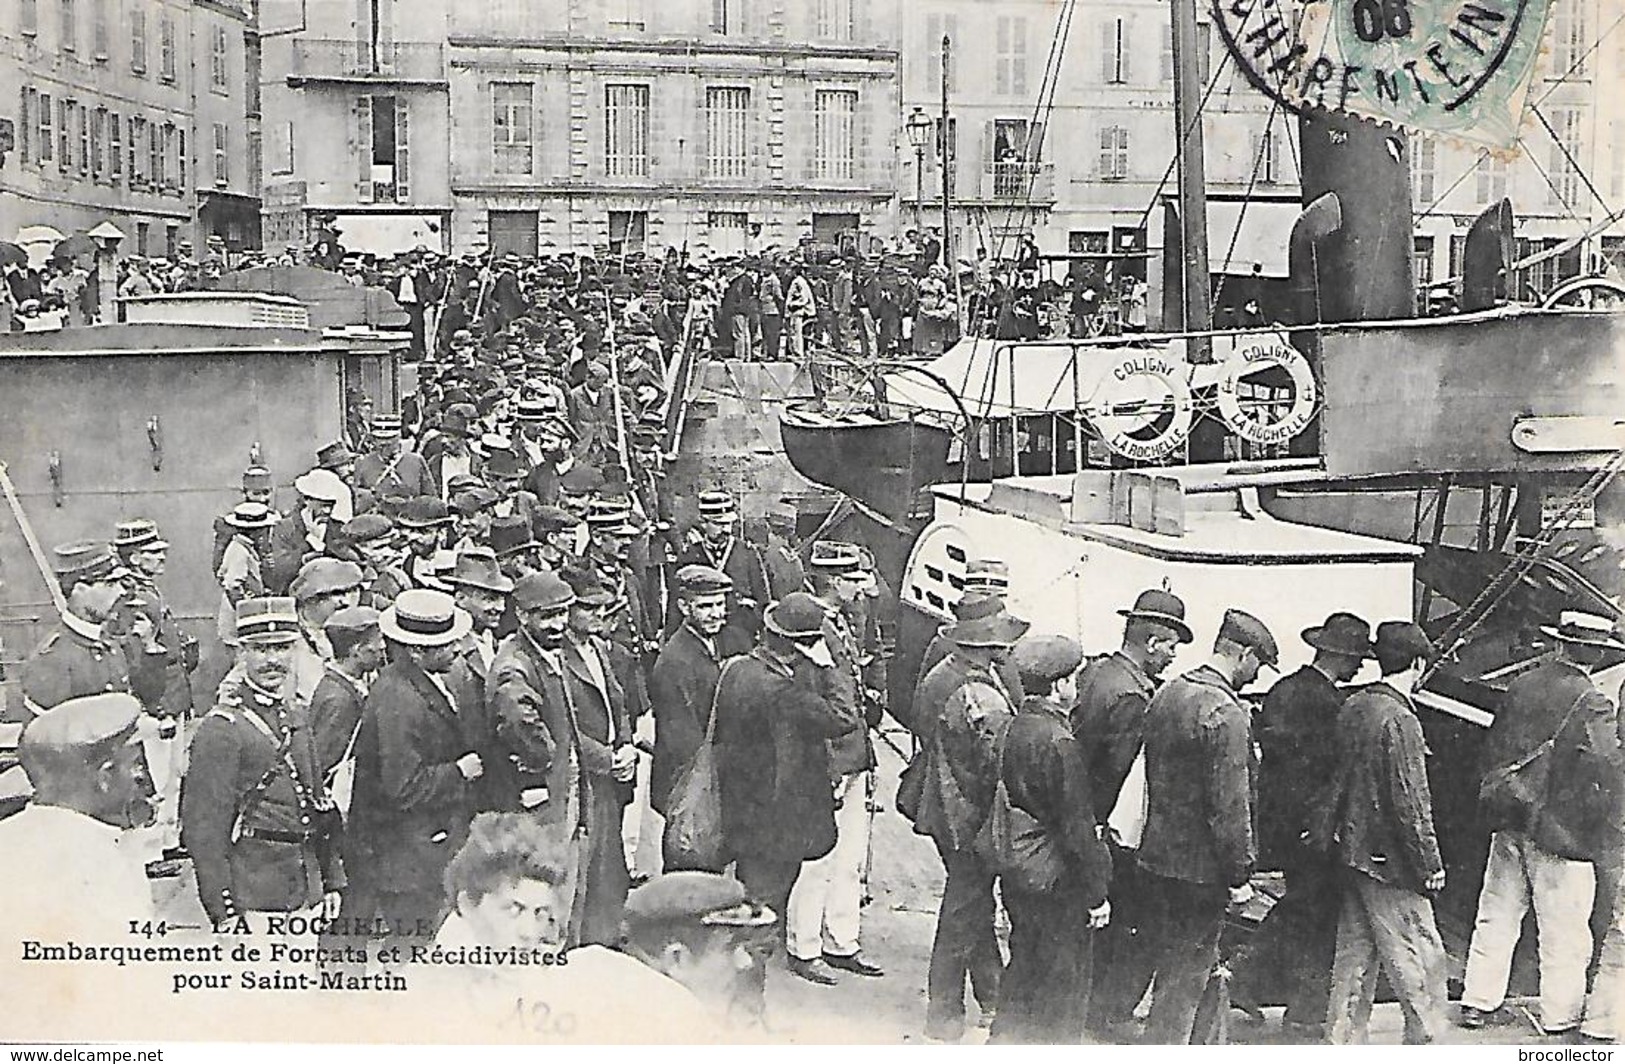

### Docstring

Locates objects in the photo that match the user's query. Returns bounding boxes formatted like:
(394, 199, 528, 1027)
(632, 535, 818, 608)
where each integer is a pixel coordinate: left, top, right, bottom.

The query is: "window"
(605, 83, 650, 177)
(816, 0, 853, 40)
(934, 115, 957, 165)
(1102, 19, 1131, 84)
(177, 126, 185, 187)
(20, 0, 37, 35)
(272, 121, 294, 174)
(710, 0, 731, 34)
(212, 25, 229, 91)
(1411, 133, 1436, 207)
(213, 122, 229, 185)
(924, 14, 957, 92)
(492, 82, 533, 175)
(130, 9, 146, 73)
(1549, 106, 1583, 207)
(135, 221, 149, 256)
(814, 88, 857, 180)
(992, 118, 1032, 196)
(1099, 125, 1129, 179)
(606, 0, 645, 31)
(609, 210, 648, 255)
(996, 16, 1028, 95)
(77, 102, 89, 175)
(489, 210, 539, 257)
(705, 86, 750, 179)
(57, 98, 71, 171)
(159, 15, 176, 82)
(108, 107, 119, 180)
(1250, 126, 1281, 183)
(129, 115, 143, 185)
(706, 211, 750, 255)
(1414, 234, 1435, 286)
(357, 94, 409, 202)
(247, 129, 261, 195)
(1448, 233, 1466, 280)
(38, 93, 52, 163)
(1476, 154, 1508, 202)
(60, 0, 74, 53)
(92, 0, 107, 57)
(1551, 0, 1587, 78)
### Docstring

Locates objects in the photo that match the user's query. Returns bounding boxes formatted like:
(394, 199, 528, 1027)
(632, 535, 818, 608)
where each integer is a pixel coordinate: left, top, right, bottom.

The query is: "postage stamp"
(1212, 0, 1555, 148)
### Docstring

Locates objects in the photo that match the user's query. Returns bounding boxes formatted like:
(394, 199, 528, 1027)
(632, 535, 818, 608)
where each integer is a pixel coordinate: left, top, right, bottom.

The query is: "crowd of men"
(0, 229, 1622, 1043)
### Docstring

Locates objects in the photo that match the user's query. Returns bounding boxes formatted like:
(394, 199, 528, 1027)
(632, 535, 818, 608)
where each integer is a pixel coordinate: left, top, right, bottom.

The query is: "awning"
(328, 213, 446, 257)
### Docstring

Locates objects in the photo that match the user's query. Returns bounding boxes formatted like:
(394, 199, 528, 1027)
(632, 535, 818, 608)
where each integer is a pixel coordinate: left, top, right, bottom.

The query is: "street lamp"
(905, 106, 932, 234)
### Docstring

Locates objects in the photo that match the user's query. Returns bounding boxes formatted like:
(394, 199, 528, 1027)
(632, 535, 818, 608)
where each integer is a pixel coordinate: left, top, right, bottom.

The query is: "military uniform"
(180, 678, 342, 925)
(10, 615, 131, 722)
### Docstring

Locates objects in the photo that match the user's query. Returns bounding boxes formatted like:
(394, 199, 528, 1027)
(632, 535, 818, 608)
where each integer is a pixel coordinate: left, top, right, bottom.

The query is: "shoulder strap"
(1495, 686, 1593, 776)
(702, 658, 741, 744)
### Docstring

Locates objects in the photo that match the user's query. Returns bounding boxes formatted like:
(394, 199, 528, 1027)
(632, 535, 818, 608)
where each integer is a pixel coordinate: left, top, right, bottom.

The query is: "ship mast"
(1170, 0, 1213, 361)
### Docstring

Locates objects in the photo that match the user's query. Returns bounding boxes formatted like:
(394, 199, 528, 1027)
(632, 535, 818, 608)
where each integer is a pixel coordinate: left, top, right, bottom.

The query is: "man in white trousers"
(785, 542, 884, 984)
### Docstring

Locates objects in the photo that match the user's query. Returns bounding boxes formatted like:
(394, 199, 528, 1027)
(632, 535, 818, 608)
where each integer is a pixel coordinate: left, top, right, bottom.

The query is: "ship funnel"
(1461, 199, 1514, 313)
(1288, 192, 1343, 325)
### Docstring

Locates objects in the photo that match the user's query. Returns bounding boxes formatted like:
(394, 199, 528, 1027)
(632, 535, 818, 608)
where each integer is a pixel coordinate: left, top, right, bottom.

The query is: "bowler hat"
(490, 515, 540, 557)
(379, 589, 472, 646)
(444, 548, 515, 594)
(1117, 589, 1194, 644)
(512, 571, 576, 613)
(1302, 612, 1375, 659)
(1373, 620, 1437, 663)
(1218, 608, 1280, 667)
(483, 446, 528, 481)
(1013, 633, 1085, 688)
(397, 496, 453, 529)
(764, 592, 828, 640)
(561, 567, 615, 607)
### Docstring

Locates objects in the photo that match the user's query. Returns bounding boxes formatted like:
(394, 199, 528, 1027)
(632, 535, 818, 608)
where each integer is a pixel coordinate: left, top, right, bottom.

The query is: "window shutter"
(355, 0, 370, 66)
(1101, 22, 1114, 82)
(1120, 20, 1133, 84)
(355, 95, 374, 202)
(18, 89, 29, 165)
(1029, 119, 1045, 163)
(378, 0, 394, 70)
(395, 97, 410, 200)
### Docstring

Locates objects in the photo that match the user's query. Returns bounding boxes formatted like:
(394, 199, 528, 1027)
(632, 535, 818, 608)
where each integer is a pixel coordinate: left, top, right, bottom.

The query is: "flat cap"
(512, 571, 576, 613)
(1217, 608, 1279, 666)
(53, 541, 120, 582)
(764, 592, 827, 640)
(341, 512, 394, 543)
(289, 558, 364, 602)
(1013, 633, 1085, 687)
(323, 605, 381, 634)
(675, 564, 733, 595)
(21, 693, 142, 751)
(532, 505, 580, 534)
(450, 485, 500, 516)
(623, 872, 776, 931)
(1373, 620, 1434, 664)
(559, 464, 606, 495)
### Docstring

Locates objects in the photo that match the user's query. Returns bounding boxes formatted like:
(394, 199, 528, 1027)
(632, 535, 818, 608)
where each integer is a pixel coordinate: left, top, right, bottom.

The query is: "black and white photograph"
(0, 0, 1622, 1050)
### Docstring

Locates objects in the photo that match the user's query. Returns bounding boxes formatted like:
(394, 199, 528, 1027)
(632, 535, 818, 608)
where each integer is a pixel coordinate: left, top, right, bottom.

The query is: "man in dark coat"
(558, 569, 637, 946)
(1233, 611, 1371, 1035)
(264, 470, 347, 596)
(1136, 608, 1277, 1045)
(343, 590, 482, 949)
(910, 594, 1029, 1042)
(1312, 621, 1449, 1044)
(181, 598, 343, 929)
(907, 559, 1024, 734)
(990, 634, 1113, 1045)
(713, 592, 852, 921)
(649, 566, 739, 853)
(669, 489, 769, 648)
(309, 606, 384, 784)
(444, 550, 513, 813)
(1073, 588, 1189, 1036)
(1461, 611, 1625, 1036)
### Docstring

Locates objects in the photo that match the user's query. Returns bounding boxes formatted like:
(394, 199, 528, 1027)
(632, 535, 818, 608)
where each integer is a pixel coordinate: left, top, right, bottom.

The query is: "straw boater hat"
(223, 502, 279, 531)
(1540, 610, 1625, 653)
(379, 589, 472, 646)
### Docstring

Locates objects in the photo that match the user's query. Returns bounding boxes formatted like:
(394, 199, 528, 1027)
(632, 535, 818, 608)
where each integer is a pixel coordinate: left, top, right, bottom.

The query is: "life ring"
(1217, 338, 1317, 446)
(1082, 351, 1194, 461)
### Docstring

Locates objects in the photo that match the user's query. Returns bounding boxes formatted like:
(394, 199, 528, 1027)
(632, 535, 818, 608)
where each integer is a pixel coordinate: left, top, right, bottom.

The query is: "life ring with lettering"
(1082, 351, 1194, 461)
(1217, 340, 1317, 446)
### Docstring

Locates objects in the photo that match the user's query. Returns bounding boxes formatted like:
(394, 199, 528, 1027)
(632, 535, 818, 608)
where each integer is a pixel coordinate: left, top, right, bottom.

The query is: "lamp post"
(905, 106, 931, 236)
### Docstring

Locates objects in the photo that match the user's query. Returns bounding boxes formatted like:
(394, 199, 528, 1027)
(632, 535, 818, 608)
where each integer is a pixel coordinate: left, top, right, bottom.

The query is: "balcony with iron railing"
(288, 40, 448, 86)
(983, 160, 1055, 203)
